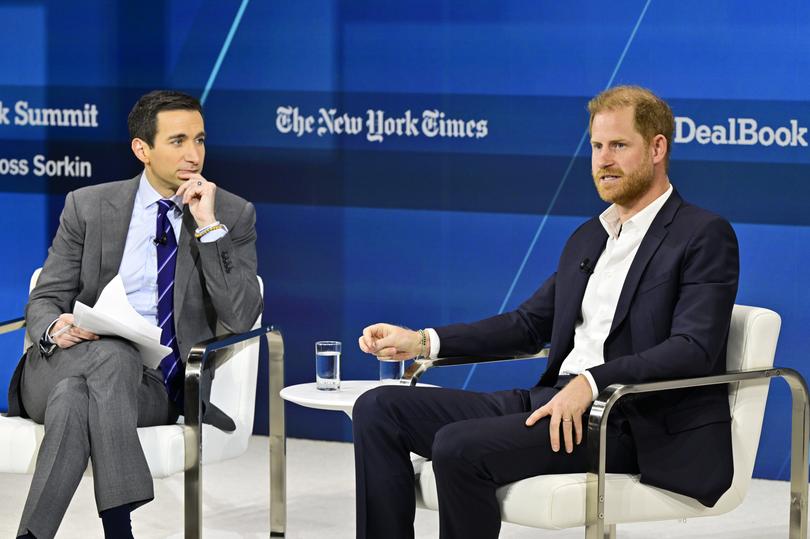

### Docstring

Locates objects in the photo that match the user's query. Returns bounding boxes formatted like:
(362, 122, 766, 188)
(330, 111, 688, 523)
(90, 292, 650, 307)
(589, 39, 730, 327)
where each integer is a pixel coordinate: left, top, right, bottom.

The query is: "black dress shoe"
(202, 402, 236, 432)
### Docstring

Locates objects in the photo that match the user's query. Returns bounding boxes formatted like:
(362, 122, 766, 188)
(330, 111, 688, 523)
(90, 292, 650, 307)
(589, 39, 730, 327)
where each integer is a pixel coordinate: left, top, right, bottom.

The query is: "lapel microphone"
(579, 258, 594, 275)
(153, 234, 168, 246)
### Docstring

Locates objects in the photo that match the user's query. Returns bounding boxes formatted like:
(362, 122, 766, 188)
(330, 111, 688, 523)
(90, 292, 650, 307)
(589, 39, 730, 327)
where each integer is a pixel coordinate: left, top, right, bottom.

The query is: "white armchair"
(408, 305, 809, 538)
(0, 269, 287, 538)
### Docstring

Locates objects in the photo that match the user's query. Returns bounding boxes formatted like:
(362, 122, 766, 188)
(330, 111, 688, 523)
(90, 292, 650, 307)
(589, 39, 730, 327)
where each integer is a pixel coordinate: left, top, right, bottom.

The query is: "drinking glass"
(379, 358, 405, 383)
(315, 341, 341, 390)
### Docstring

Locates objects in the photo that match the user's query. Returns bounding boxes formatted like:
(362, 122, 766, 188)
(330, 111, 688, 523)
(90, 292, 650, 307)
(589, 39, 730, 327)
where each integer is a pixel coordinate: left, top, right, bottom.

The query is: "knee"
(354, 386, 404, 420)
(353, 386, 409, 434)
(353, 386, 391, 428)
(45, 377, 89, 424)
(432, 422, 475, 473)
(88, 339, 141, 382)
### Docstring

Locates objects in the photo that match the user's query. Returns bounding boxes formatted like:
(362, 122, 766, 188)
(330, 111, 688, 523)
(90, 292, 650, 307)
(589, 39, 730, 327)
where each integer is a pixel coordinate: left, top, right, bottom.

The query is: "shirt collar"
(599, 183, 673, 240)
(138, 171, 183, 211)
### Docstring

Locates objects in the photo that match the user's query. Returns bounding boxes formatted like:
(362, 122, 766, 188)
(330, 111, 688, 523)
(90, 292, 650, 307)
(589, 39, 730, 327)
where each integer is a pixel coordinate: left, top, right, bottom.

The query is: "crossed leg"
(17, 338, 177, 539)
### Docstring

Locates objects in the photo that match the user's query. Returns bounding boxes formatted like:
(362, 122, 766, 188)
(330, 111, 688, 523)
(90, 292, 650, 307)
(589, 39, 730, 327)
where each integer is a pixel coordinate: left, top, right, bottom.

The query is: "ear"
(131, 138, 150, 165)
(650, 133, 667, 165)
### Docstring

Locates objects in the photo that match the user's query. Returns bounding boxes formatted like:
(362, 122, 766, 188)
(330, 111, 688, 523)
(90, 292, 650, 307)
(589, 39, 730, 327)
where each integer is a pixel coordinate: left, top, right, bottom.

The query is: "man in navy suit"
(354, 86, 739, 539)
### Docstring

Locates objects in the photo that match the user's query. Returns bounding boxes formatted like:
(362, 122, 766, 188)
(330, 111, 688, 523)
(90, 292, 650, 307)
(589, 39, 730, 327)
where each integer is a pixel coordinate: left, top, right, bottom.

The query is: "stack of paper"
(73, 275, 172, 369)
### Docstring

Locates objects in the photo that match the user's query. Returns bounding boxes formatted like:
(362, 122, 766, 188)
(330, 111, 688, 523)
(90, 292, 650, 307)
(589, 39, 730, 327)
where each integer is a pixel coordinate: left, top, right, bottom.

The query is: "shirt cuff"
(195, 221, 229, 243)
(582, 370, 599, 401)
(38, 318, 60, 356)
(425, 327, 440, 359)
(44, 318, 59, 344)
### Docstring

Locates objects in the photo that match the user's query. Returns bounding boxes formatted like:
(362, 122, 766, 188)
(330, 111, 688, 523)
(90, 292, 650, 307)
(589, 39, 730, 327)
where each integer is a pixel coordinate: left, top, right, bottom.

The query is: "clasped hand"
(49, 313, 99, 349)
(358, 323, 422, 361)
(525, 374, 594, 453)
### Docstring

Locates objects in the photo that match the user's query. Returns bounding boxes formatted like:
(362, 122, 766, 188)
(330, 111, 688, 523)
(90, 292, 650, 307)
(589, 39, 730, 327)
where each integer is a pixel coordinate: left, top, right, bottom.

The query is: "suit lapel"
(546, 223, 608, 374)
(99, 177, 139, 298)
(607, 190, 682, 336)
(560, 233, 608, 335)
(173, 207, 199, 322)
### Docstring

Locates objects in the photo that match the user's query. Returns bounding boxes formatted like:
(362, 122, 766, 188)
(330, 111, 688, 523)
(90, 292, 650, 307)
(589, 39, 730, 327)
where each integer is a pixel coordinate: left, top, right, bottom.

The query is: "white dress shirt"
(427, 184, 673, 401)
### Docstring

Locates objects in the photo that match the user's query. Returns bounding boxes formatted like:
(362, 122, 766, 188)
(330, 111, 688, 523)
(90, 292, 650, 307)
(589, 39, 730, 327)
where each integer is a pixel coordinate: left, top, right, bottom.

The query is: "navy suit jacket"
(436, 189, 739, 506)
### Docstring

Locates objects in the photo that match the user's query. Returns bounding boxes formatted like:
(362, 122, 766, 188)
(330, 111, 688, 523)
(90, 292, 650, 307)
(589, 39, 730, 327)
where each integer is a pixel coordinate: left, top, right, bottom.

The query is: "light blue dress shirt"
(118, 172, 225, 325)
(44, 172, 227, 346)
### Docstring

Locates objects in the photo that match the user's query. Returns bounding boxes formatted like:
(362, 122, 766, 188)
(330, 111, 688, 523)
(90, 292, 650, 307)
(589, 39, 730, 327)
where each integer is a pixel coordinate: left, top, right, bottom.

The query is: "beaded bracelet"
(195, 220, 220, 234)
(194, 223, 225, 239)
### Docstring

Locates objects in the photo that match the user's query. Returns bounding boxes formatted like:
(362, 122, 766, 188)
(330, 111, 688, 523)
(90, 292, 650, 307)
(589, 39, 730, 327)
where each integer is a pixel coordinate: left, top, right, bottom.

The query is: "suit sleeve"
(195, 199, 262, 333)
(25, 191, 85, 344)
(435, 273, 556, 358)
(588, 217, 739, 390)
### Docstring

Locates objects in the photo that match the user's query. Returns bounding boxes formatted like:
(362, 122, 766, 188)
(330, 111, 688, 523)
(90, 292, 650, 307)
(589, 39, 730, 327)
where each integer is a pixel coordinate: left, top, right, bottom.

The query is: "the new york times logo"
(275, 106, 488, 143)
(674, 117, 808, 147)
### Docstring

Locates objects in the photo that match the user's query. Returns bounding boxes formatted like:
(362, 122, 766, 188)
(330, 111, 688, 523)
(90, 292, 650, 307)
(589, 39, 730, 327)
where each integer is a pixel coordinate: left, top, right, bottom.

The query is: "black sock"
(100, 504, 134, 539)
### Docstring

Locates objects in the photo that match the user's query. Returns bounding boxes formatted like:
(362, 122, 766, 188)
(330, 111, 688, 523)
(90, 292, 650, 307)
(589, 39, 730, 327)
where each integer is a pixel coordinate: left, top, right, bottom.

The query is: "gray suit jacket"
(7, 175, 263, 417)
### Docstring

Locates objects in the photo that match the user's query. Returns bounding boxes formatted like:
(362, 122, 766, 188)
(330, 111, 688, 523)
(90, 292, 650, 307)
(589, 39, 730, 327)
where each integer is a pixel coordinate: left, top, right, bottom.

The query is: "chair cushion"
(0, 415, 251, 478)
(0, 415, 44, 473)
(0, 334, 257, 479)
(413, 457, 745, 529)
(137, 423, 186, 478)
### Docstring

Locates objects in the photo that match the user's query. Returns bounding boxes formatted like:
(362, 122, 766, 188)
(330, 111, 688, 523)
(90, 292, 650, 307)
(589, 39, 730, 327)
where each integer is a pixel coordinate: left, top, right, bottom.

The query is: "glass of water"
(379, 359, 405, 384)
(315, 341, 341, 390)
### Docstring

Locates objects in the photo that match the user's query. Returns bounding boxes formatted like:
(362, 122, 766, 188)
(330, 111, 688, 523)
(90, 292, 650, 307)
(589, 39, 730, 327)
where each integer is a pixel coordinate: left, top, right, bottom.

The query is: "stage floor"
(0, 436, 802, 538)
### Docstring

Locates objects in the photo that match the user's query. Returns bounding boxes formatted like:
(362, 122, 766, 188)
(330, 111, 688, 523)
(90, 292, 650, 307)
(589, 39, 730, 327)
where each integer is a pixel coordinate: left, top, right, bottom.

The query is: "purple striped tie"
(156, 199, 183, 406)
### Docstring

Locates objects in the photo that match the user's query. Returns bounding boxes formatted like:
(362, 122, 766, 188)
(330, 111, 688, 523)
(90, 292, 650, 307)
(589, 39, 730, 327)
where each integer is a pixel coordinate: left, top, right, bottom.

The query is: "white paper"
(72, 275, 173, 369)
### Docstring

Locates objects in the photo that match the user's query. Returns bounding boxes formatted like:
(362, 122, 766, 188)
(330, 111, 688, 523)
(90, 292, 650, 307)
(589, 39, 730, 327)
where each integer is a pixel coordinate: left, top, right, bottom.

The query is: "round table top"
(280, 380, 435, 415)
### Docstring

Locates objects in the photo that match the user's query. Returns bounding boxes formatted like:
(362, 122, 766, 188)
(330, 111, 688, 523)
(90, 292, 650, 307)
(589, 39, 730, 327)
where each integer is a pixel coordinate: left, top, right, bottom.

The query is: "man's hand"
(176, 173, 217, 228)
(358, 323, 426, 361)
(49, 313, 99, 349)
(525, 374, 594, 453)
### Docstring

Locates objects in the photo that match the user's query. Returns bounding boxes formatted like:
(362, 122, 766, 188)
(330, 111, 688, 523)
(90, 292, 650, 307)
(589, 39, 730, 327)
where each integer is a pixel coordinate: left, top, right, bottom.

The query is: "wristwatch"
(38, 329, 58, 357)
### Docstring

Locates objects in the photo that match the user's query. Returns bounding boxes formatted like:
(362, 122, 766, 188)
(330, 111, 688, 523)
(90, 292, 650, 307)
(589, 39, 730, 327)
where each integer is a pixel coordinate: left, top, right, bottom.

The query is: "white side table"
(281, 380, 437, 419)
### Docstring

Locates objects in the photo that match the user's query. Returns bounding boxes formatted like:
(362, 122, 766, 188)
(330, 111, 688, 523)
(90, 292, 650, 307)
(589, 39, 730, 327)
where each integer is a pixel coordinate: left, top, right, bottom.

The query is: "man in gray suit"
(6, 90, 262, 538)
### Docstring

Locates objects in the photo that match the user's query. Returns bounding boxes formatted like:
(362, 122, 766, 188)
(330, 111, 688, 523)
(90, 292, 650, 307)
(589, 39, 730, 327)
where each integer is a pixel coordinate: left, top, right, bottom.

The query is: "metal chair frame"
(402, 353, 809, 539)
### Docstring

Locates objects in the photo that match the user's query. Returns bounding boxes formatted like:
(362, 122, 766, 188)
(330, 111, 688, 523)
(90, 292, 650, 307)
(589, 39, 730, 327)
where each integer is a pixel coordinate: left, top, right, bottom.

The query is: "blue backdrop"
(0, 0, 808, 482)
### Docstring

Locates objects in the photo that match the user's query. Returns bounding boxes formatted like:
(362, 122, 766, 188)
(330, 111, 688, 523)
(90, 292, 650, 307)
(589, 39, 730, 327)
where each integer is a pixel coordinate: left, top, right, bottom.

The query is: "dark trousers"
(352, 385, 639, 539)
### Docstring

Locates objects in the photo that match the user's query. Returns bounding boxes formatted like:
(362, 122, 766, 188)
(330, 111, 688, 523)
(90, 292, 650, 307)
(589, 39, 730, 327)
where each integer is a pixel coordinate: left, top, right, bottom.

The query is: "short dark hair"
(127, 90, 203, 147)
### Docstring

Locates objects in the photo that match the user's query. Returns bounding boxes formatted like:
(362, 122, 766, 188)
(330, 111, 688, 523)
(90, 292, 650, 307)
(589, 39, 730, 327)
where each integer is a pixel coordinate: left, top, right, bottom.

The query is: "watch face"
(39, 333, 57, 357)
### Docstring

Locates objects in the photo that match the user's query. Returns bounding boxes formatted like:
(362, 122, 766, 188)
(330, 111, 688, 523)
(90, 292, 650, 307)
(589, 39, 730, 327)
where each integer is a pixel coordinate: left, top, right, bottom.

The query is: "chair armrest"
(402, 348, 549, 385)
(187, 325, 275, 373)
(181, 324, 285, 537)
(183, 324, 277, 425)
(584, 367, 809, 538)
(0, 317, 25, 335)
